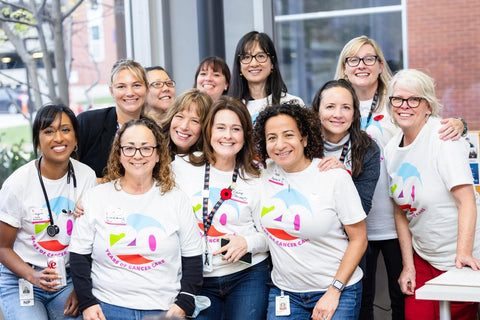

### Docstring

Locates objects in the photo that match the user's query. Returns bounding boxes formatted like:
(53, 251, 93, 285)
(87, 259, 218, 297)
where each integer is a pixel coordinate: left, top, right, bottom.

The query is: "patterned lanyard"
(339, 140, 350, 164)
(364, 92, 379, 129)
(202, 162, 239, 238)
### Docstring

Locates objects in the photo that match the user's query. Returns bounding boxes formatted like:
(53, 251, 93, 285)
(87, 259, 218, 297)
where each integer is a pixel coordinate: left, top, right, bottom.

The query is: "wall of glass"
(273, 1, 403, 105)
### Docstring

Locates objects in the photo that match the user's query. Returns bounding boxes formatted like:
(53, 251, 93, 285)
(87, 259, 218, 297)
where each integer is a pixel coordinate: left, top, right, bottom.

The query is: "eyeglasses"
(345, 55, 378, 67)
(120, 146, 158, 157)
(150, 80, 175, 89)
(389, 96, 424, 108)
(239, 52, 270, 64)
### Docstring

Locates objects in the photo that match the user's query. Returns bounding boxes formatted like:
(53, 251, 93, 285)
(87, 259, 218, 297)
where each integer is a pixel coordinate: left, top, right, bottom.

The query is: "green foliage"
(0, 134, 35, 189)
(1, 6, 36, 34)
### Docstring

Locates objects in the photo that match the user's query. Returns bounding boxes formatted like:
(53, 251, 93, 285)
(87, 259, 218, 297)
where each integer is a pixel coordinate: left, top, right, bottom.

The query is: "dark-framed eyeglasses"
(150, 80, 175, 89)
(239, 52, 270, 64)
(389, 96, 424, 108)
(120, 145, 158, 157)
(345, 55, 378, 67)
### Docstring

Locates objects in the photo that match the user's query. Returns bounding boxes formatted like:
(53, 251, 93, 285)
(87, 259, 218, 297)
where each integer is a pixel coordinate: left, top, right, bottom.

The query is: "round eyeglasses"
(345, 55, 378, 67)
(120, 146, 158, 157)
(389, 96, 424, 108)
(150, 80, 175, 89)
(239, 52, 270, 64)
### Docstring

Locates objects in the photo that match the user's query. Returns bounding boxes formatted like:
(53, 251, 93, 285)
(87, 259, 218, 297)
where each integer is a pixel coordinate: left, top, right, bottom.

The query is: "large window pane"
(274, 4, 403, 105)
(274, 0, 401, 15)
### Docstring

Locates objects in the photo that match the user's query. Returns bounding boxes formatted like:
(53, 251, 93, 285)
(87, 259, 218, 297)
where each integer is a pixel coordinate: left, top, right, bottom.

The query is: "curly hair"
(254, 102, 324, 168)
(103, 118, 174, 194)
(201, 96, 260, 179)
(312, 79, 372, 177)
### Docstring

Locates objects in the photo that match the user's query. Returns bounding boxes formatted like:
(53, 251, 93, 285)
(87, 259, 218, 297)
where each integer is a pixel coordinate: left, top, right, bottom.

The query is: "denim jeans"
(98, 300, 166, 320)
(359, 239, 404, 320)
(196, 258, 271, 320)
(0, 264, 81, 320)
(266, 281, 362, 320)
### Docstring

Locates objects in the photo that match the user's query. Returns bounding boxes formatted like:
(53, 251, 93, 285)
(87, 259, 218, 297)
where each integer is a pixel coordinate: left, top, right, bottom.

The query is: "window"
(273, 1, 403, 105)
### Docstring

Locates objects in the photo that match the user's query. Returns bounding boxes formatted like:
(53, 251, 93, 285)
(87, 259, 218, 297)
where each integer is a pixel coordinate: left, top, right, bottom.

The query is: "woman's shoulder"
(280, 93, 305, 106)
(2, 159, 37, 190)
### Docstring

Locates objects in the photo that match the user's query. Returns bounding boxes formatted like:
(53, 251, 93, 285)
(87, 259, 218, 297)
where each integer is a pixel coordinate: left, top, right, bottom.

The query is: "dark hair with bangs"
(228, 31, 287, 105)
(32, 103, 79, 158)
(201, 96, 260, 179)
(312, 79, 372, 177)
(193, 56, 231, 96)
(254, 102, 324, 168)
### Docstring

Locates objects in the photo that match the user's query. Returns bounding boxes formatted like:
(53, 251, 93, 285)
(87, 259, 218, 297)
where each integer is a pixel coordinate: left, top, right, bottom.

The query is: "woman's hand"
(74, 198, 84, 218)
(311, 287, 340, 320)
(318, 156, 346, 172)
(455, 254, 480, 270)
(29, 267, 62, 292)
(166, 303, 186, 318)
(213, 235, 248, 263)
(63, 290, 80, 316)
(398, 266, 416, 295)
(438, 118, 464, 141)
(82, 304, 106, 320)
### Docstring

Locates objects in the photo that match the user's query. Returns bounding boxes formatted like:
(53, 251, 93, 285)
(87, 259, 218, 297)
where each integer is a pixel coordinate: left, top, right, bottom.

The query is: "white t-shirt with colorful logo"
(385, 117, 480, 270)
(172, 155, 269, 277)
(69, 182, 202, 310)
(259, 158, 366, 292)
(0, 159, 97, 268)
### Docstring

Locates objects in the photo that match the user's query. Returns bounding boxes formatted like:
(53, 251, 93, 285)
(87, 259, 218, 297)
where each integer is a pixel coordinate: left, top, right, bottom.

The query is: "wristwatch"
(331, 279, 345, 292)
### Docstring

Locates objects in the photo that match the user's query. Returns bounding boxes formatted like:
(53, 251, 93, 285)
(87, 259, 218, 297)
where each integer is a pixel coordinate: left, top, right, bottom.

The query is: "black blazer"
(77, 106, 117, 177)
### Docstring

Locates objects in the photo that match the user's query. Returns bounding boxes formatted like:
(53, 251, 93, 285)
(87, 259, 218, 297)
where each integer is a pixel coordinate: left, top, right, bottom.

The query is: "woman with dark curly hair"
(69, 117, 203, 320)
(254, 103, 367, 320)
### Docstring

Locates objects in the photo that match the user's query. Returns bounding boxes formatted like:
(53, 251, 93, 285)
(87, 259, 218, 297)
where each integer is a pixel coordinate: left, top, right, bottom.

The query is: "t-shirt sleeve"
(177, 191, 203, 257)
(0, 178, 23, 228)
(333, 170, 367, 225)
(437, 139, 474, 190)
(243, 180, 269, 254)
(69, 189, 96, 254)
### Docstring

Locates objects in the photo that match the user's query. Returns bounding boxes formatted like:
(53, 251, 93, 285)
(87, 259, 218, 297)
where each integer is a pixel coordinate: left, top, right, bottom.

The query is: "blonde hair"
(160, 89, 213, 159)
(334, 36, 393, 112)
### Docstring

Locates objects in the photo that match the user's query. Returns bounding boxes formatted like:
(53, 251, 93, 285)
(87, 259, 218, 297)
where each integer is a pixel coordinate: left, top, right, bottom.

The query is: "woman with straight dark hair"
(228, 31, 304, 122)
(0, 104, 97, 320)
(194, 56, 231, 101)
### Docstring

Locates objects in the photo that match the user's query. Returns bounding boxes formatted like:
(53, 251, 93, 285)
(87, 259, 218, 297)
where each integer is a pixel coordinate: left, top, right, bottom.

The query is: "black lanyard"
(37, 156, 76, 237)
(364, 92, 379, 129)
(339, 140, 350, 164)
(202, 162, 239, 238)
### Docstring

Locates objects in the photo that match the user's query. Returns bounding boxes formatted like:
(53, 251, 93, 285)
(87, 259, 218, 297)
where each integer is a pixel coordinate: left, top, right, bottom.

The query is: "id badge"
(104, 206, 126, 225)
(18, 278, 34, 307)
(203, 251, 214, 272)
(31, 207, 50, 224)
(275, 291, 290, 316)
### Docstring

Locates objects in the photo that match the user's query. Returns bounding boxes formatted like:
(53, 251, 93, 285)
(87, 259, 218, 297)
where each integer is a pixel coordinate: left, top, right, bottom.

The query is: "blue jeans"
(98, 301, 166, 320)
(266, 281, 362, 320)
(196, 258, 271, 320)
(0, 265, 81, 320)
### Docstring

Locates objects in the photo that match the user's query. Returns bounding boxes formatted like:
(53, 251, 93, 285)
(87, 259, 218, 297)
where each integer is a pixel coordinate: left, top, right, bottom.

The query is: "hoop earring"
(74, 145, 78, 152)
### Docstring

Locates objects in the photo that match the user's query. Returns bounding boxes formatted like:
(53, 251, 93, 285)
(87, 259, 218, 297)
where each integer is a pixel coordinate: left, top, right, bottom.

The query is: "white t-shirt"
(360, 100, 400, 241)
(171, 155, 269, 277)
(0, 159, 97, 268)
(245, 93, 305, 124)
(69, 181, 202, 310)
(385, 117, 480, 270)
(259, 158, 366, 292)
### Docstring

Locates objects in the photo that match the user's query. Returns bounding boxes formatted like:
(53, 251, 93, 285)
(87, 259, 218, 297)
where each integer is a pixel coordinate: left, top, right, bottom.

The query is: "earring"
(74, 145, 78, 152)
(239, 73, 243, 77)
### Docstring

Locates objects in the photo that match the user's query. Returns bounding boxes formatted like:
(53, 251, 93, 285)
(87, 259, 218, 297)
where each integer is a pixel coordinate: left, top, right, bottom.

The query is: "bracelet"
(455, 117, 468, 136)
